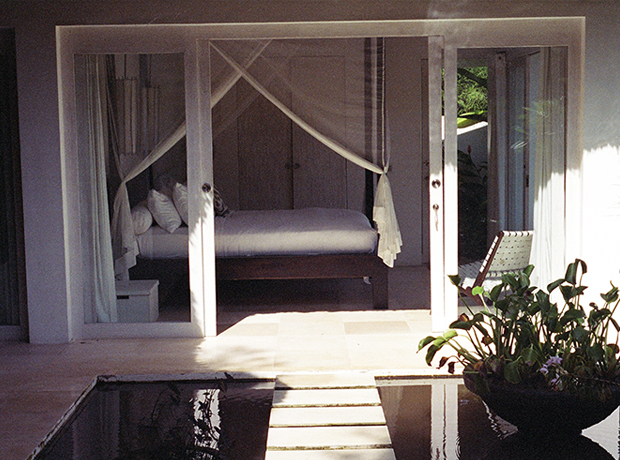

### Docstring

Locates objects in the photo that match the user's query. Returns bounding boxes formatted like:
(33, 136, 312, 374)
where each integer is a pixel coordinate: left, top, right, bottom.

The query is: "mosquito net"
(109, 37, 402, 284)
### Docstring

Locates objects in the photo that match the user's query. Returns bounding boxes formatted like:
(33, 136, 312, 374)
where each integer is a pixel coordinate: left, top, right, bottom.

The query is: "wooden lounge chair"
(458, 230, 534, 305)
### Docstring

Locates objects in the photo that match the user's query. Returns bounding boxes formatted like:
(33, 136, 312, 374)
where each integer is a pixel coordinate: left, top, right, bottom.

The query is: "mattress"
(136, 207, 378, 259)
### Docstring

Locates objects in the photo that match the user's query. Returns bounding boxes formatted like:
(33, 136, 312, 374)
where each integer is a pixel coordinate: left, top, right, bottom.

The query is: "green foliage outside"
(456, 66, 489, 262)
(457, 67, 488, 128)
(458, 148, 487, 263)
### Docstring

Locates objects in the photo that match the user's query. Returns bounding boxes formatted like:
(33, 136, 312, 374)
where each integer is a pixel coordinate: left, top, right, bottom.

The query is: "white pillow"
(147, 189, 182, 233)
(172, 182, 189, 225)
(131, 204, 153, 235)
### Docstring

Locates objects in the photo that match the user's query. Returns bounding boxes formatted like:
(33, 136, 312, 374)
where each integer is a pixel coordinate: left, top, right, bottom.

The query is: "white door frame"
(58, 28, 209, 339)
(428, 36, 459, 332)
(55, 18, 583, 341)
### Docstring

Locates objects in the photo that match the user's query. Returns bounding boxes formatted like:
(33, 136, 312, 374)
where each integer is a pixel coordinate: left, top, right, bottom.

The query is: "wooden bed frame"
(130, 253, 389, 310)
(216, 252, 388, 309)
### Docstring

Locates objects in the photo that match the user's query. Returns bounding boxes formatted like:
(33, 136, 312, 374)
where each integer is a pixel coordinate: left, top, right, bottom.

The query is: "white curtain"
(77, 56, 118, 323)
(530, 47, 566, 287)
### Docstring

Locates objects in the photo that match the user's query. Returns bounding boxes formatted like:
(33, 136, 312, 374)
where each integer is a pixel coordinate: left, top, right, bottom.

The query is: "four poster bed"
(79, 37, 402, 322)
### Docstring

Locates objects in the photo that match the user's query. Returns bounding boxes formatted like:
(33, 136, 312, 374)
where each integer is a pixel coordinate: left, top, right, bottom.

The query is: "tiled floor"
(1, 265, 449, 460)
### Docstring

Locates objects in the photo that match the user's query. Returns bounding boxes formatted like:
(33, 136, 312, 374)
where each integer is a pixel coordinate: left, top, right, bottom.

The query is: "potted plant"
(419, 259, 620, 437)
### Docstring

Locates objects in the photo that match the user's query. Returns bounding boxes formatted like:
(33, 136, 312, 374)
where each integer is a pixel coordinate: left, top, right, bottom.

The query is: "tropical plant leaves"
(418, 259, 620, 391)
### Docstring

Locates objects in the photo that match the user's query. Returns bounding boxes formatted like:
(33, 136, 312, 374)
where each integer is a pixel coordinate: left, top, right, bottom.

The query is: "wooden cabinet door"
(234, 54, 348, 210)
(237, 79, 293, 210)
(290, 55, 347, 209)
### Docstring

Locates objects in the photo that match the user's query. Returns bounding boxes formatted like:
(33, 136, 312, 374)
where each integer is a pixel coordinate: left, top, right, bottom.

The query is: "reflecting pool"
(35, 378, 273, 460)
(377, 378, 620, 460)
(35, 376, 620, 460)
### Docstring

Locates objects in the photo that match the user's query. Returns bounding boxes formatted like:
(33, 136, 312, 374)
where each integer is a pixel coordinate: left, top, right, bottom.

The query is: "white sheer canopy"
(209, 39, 401, 266)
(111, 38, 402, 277)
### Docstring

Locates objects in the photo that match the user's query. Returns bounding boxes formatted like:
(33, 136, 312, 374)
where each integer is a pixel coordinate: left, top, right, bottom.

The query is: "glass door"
(455, 46, 567, 292)
(63, 29, 212, 339)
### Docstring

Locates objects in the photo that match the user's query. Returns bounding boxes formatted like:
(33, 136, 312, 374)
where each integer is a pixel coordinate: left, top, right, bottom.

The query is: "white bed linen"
(135, 208, 378, 259)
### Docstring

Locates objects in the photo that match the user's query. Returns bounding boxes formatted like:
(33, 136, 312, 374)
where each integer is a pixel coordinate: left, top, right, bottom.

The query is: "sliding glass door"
(57, 20, 580, 340)
(430, 40, 570, 330)
(62, 30, 213, 339)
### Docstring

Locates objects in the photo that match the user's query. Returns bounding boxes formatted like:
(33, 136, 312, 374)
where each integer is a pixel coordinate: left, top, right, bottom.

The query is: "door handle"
(432, 203, 440, 230)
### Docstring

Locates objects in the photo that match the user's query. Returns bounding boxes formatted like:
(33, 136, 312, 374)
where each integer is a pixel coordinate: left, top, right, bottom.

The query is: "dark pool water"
(35, 377, 620, 460)
(377, 378, 620, 460)
(35, 378, 273, 460)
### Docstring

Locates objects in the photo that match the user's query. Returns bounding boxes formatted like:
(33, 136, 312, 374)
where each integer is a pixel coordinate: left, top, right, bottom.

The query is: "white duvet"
(136, 207, 378, 259)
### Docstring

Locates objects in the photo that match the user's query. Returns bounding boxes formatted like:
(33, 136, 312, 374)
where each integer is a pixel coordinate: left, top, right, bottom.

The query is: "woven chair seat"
(458, 230, 534, 305)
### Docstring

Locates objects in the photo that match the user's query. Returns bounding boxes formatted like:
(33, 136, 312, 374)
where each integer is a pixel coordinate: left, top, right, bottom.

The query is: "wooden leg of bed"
(372, 263, 389, 310)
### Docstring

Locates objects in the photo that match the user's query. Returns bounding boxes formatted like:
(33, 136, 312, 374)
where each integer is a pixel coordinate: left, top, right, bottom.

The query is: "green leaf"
(504, 360, 522, 384)
(601, 286, 619, 304)
(520, 347, 539, 366)
(425, 344, 441, 365)
(572, 325, 588, 344)
(561, 309, 586, 323)
(560, 285, 577, 302)
(471, 286, 485, 297)
(536, 290, 552, 313)
(547, 278, 564, 293)
(489, 284, 503, 303)
(502, 273, 519, 291)
(518, 273, 531, 289)
(588, 308, 610, 328)
(450, 319, 473, 330)
(448, 274, 462, 287)
(565, 260, 579, 285)
(443, 330, 458, 341)
(565, 259, 587, 285)
(418, 335, 436, 351)
(588, 343, 605, 362)
(523, 265, 535, 277)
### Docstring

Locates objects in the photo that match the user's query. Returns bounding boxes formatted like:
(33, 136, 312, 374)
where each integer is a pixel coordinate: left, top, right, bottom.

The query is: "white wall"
(579, 5, 620, 298)
(1, 1, 620, 342)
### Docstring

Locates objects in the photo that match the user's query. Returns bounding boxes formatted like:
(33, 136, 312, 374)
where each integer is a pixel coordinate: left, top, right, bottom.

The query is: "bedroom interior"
(69, 24, 567, 333)
(73, 36, 428, 326)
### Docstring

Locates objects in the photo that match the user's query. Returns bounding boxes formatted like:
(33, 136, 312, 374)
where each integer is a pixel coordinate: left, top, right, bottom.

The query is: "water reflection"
(483, 433, 614, 460)
(378, 378, 620, 460)
(36, 379, 273, 460)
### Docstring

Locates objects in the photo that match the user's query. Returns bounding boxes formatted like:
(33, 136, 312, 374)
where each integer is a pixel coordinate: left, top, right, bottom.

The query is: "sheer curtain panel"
(75, 55, 118, 323)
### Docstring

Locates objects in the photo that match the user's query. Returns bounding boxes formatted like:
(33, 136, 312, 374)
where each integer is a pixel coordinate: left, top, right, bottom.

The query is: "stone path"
(265, 373, 397, 460)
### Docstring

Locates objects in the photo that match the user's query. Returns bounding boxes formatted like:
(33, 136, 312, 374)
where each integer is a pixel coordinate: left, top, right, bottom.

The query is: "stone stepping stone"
(275, 372, 377, 390)
(265, 449, 397, 460)
(266, 373, 396, 460)
(269, 405, 387, 427)
(267, 425, 393, 449)
(272, 388, 382, 407)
